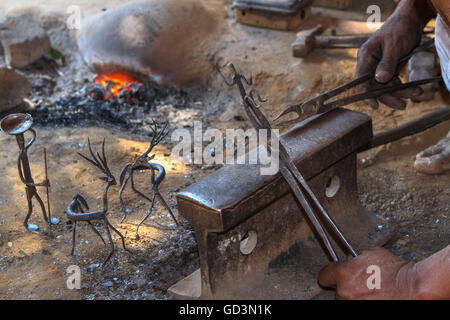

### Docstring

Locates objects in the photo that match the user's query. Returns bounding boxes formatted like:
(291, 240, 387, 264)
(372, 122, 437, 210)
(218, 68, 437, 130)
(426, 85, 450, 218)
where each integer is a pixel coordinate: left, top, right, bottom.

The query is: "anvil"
(169, 108, 387, 299)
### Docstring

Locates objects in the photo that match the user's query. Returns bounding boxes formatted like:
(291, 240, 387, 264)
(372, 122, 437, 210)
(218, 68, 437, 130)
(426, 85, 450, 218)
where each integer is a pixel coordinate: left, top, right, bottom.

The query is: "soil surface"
(0, 0, 448, 300)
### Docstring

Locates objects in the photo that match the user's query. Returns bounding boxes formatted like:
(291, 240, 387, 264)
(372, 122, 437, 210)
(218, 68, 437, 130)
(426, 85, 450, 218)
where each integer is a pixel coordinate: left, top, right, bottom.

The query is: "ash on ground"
(29, 80, 194, 136)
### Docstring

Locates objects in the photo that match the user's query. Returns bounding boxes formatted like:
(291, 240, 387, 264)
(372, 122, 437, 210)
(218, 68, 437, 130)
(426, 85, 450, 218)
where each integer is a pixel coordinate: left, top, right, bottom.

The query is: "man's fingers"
(378, 94, 406, 110)
(363, 98, 379, 109)
(375, 42, 399, 83)
(392, 86, 423, 99)
(356, 40, 381, 78)
(358, 82, 379, 108)
(390, 77, 423, 99)
(318, 262, 343, 288)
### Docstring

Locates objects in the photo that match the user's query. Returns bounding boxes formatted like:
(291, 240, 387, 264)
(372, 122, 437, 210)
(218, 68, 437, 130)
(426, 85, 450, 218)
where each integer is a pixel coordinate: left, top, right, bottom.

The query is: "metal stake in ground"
(0, 113, 59, 231)
(44, 148, 53, 235)
(216, 63, 358, 261)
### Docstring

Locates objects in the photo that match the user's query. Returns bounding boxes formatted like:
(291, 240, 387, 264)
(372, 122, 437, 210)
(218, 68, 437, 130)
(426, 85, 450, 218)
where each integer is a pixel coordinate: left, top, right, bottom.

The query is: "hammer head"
(292, 25, 324, 57)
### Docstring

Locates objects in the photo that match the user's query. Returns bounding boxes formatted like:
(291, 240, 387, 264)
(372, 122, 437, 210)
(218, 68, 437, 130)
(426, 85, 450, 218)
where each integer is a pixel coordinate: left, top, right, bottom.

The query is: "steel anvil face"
(169, 108, 386, 300)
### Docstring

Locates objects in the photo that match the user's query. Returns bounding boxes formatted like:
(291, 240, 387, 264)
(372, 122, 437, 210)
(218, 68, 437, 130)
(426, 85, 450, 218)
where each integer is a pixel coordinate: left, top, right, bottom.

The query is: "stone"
(135, 278, 147, 288)
(77, 0, 224, 86)
(0, 14, 51, 69)
(0, 68, 32, 112)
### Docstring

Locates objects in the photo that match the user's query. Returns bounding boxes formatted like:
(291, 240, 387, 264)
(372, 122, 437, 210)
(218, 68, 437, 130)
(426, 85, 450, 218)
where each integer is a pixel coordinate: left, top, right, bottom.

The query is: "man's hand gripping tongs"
(274, 41, 442, 127)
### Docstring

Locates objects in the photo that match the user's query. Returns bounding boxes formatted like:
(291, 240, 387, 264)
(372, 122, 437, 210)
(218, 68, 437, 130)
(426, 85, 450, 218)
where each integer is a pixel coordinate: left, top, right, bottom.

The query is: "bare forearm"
(430, 0, 450, 25)
(411, 245, 450, 299)
(394, 0, 436, 27)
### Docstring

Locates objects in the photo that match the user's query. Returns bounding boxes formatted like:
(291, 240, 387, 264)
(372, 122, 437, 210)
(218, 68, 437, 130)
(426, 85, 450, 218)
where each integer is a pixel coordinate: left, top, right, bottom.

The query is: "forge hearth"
(27, 76, 193, 136)
(77, 0, 224, 86)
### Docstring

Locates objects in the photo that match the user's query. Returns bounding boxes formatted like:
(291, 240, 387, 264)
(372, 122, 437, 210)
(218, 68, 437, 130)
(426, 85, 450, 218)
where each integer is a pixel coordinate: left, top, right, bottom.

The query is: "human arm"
(318, 246, 450, 300)
(356, 0, 436, 109)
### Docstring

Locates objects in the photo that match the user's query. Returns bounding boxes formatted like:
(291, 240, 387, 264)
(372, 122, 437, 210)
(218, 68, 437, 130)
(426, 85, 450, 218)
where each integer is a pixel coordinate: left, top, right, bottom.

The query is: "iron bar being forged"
(65, 138, 129, 267)
(216, 63, 358, 262)
(118, 120, 179, 238)
(0, 113, 59, 232)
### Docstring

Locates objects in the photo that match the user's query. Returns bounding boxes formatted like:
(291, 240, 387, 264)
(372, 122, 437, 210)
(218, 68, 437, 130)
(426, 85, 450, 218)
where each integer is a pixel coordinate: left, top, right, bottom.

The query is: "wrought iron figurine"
(118, 120, 178, 237)
(66, 138, 129, 266)
(0, 113, 59, 231)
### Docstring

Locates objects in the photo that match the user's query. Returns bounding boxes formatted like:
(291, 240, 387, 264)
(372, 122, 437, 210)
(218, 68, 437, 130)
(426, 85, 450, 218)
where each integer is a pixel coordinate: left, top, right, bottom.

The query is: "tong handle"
(309, 39, 436, 110)
(317, 77, 442, 114)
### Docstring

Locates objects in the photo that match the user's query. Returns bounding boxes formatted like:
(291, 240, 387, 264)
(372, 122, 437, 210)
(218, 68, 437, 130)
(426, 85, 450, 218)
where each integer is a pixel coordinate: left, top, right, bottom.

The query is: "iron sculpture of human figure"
(0, 113, 59, 231)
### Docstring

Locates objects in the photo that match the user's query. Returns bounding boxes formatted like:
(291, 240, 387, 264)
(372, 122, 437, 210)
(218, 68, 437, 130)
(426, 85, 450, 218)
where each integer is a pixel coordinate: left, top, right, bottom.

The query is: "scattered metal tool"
(118, 120, 178, 238)
(0, 113, 59, 231)
(292, 25, 371, 57)
(292, 25, 435, 58)
(216, 62, 357, 262)
(277, 41, 442, 127)
(313, 0, 350, 9)
(232, 0, 313, 31)
(66, 138, 129, 267)
(360, 105, 450, 152)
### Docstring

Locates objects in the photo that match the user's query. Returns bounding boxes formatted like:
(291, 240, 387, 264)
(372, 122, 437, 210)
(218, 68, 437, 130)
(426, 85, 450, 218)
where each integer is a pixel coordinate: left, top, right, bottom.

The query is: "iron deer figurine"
(118, 120, 178, 237)
(0, 113, 59, 231)
(66, 138, 129, 266)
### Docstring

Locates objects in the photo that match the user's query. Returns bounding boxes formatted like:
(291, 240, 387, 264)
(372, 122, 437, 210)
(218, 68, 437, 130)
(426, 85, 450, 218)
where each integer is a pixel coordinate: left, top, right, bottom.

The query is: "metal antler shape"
(66, 138, 129, 267)
(118, 120, 179, 239)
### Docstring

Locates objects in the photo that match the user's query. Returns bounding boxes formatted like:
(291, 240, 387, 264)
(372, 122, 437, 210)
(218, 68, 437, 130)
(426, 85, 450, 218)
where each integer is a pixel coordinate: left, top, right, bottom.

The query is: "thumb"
(375, 44, 399, 83)
(318, 262, 343, 288)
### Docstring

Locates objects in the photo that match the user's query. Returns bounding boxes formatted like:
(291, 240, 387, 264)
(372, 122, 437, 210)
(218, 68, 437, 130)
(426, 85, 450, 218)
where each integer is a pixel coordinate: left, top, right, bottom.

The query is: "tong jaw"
(215, 62, 358, 262)
(215, 62, 253, 89)
(215, 63, 270, 130)
(274, 99, 322, 126)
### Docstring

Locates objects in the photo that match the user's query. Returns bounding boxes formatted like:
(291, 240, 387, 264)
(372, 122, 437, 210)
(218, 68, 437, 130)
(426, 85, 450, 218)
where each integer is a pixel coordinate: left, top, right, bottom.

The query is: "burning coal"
(89, 72, 143, 101)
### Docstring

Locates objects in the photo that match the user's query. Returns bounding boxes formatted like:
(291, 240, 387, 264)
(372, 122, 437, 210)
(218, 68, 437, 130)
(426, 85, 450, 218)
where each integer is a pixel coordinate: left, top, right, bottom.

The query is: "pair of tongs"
(275, 41, 442, 127)
(216, 62, 358, 262)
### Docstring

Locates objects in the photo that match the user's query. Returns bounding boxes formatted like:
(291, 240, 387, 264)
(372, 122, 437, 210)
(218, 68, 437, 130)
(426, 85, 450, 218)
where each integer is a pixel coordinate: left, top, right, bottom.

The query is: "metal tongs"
(216, 62, 358, 262)
(275, 40, 442, 127)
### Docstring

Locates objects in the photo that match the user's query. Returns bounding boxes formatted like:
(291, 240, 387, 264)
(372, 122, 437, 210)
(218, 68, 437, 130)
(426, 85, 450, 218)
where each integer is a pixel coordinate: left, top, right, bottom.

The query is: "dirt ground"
(0, 1, 449, 300)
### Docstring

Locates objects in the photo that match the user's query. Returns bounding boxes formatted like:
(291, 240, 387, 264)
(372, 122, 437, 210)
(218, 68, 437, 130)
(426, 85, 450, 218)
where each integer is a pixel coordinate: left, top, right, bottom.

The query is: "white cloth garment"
(435, 15, 450, 90)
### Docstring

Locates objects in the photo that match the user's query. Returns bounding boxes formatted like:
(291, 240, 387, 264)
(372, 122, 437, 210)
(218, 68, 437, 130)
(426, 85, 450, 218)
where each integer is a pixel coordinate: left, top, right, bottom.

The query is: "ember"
(89, 72, 142, 101)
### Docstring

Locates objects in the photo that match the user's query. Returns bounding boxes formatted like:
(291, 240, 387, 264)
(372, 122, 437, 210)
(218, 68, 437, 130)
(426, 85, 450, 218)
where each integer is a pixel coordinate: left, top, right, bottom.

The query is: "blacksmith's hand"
(356, 0, 435, 110)
(318, 247, 415, 299)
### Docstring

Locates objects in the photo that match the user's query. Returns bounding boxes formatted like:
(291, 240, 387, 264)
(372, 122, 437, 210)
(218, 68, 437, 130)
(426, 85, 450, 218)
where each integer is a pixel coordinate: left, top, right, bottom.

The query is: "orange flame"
(92, 72, 139, 100)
